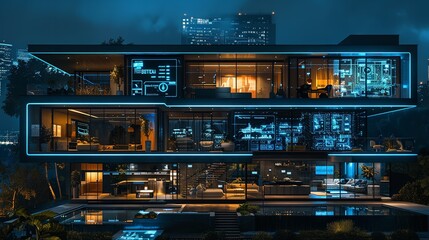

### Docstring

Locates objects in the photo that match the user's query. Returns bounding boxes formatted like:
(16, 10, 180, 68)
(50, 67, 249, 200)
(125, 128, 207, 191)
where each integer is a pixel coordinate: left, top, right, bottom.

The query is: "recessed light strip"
(68, 109, 99, 118)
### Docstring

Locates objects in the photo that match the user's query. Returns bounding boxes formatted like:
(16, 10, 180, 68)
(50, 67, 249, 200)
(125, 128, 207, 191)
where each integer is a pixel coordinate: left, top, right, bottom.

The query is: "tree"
(8, 208, 64, 240)
(54, 163, 65, 199)
(101, 36, 125, 45)
(2, 59, 71, 117)
(44, 162, 56, 201)
(0, 166, 36, 213)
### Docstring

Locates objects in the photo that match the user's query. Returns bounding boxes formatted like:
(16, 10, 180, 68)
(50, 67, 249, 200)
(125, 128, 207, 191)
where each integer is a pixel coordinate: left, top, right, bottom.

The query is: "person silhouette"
(299, 78, 312, 98)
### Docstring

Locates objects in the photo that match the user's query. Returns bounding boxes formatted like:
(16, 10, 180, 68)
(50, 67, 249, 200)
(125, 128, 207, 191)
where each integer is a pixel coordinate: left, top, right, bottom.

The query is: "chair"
(370, 140, 383, 152)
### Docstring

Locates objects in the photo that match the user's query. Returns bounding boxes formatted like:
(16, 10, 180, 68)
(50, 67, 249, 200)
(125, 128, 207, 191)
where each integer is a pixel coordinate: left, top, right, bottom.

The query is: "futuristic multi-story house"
(22, 35, 417, 201)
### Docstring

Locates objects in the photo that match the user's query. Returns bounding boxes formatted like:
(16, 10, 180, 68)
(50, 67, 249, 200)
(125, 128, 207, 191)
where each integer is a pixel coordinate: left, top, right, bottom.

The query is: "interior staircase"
(180, 163, 227, 198)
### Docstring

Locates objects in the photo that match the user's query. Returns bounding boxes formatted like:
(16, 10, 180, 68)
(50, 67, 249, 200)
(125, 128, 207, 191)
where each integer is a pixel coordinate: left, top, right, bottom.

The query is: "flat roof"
(28, 44, 416, 73)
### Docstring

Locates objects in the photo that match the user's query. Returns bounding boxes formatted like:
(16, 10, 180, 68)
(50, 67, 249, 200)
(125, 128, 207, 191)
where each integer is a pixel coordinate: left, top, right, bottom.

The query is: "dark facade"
(22, 35, 417, 201)
(181, 14, 276, 45)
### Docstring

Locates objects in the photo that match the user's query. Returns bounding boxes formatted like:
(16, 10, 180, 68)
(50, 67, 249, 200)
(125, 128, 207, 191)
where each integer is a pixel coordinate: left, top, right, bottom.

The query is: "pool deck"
(29, 200, 429, 216)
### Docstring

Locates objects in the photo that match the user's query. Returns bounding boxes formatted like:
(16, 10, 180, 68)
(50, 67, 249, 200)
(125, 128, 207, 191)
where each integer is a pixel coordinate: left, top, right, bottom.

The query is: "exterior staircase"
(214, 212, 241, 239)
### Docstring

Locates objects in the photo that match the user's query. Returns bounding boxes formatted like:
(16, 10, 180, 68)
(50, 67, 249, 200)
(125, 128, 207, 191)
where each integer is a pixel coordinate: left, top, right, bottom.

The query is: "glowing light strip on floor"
(26, 153, 253, 157)
(328, 153, 417, 157)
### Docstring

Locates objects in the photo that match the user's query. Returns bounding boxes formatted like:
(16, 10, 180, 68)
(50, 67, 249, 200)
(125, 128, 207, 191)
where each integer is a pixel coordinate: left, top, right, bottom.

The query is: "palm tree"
(12, 208, 64, 240)
(54, 163, 65, 199)
(44, 162, 56, 201)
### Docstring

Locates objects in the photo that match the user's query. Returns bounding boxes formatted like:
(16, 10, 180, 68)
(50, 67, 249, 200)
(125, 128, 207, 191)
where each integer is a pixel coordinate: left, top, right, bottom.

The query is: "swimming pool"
(258, 204, 418, 216)
(60, 207, 181, 225)
(250, 204, 427, 232)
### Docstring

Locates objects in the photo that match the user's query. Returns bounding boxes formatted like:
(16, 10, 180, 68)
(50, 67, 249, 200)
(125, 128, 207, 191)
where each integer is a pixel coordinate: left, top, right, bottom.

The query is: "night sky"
(1, 0, 429, 130)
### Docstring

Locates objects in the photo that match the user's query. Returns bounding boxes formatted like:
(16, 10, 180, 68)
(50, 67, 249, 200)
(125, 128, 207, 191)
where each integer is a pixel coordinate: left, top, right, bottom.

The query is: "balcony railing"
(29, 137, 414, 154)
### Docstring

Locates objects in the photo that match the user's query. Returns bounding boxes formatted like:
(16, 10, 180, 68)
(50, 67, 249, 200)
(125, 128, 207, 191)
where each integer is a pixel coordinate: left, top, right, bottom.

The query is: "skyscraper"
(0, 42, 12, 97)
(182, 13, 276, 45)
(17, 48, 30, 62)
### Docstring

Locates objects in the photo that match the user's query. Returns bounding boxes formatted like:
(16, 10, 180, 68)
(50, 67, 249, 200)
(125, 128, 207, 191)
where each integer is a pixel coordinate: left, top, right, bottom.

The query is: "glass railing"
(28, 137, 414, 154)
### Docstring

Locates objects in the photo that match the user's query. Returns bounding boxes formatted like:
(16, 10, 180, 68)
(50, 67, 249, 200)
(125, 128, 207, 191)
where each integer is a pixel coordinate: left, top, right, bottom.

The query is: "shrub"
(273, 230, 296, 240)
(390, 229, 419, 240)
(327, 219, 354, 233)
(371, 231, 387, 240)
(252, 232, 272, 240)
(392, 181, 429, 205)
(237, 202, 260, 215)
(134, 211, 158, 219)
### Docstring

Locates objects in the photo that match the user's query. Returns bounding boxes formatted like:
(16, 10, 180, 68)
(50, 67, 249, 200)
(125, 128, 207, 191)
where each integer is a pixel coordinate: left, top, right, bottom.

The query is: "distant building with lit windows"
(181, 13, 276, 45)
(0, 42, 12, 97)
(17, 48, 31, 62)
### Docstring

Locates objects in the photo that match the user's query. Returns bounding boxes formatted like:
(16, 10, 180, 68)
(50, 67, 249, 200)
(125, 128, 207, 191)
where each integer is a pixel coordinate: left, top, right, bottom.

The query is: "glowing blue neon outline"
(168, 104, 416, 108)
(26, 102, 168, 156)
(0, 43, 12, 47)
(367, 106, 416, 118)
(328, 153, 417, 157)
(25, 102, 416, 157)
(27, 153, 253, 157)
(29, 51, 413, 56)
(26, 102, 416, 108)
(29, 51, 413, 98)
(29, 54, 72, 76)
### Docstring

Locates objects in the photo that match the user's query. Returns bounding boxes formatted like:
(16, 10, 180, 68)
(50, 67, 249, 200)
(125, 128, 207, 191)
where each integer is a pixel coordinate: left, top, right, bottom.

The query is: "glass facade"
(28, 107, 157, 153)
(69, 160, 387, 200)
(233, 111, 365, 152)
(23, 46, 416, 202)
(167, 112, 229, 152)
(186, 60, 286, 98)
(184, 54, 408, 99)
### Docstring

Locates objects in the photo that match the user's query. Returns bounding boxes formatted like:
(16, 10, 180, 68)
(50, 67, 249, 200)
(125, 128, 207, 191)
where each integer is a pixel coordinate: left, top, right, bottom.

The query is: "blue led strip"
(328, 153, 417, 157)
(29, 54, 72, 76)
(25, 101, 416, 157)
(27, 153, 253, 157)
(367, 106, 416, 118)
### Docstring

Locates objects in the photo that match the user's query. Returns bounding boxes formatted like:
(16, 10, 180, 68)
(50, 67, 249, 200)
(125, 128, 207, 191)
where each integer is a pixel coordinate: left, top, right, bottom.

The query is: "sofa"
(76, 143, 99, 151)
(321, 178, 368, 193)
(196, 188, 225, 198)
(225, 183, 259, 196)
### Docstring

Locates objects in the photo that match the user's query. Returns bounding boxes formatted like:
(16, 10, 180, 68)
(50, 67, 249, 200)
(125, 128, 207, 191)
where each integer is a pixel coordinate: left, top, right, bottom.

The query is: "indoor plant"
(140, 115, 153, 152)
(71, 170, 81, 199)
(110, 65, 124, 95)
(361, 164, 377, 180)
(361, 164, 379, 196)
(40, 125, 52, 152)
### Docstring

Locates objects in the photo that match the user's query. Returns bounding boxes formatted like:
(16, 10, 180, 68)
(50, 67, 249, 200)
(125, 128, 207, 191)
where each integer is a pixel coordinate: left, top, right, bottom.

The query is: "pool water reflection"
(258, 205, 419, 216)
(60, 208, 181, 225)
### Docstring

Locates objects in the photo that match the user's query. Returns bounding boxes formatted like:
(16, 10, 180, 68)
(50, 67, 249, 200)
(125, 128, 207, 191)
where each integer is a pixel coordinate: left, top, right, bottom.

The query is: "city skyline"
(181, 14, 276, 45)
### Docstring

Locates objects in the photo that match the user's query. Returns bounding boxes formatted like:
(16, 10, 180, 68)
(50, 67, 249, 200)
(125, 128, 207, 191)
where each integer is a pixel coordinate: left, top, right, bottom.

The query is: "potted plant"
(40, 125, 52, 152)
(361, 164, 377, 180)
(140, 115, 153, 152)
(71, 170, 81, 199)
(361, 164, 379, 196)
(110, 65, 124, 95)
